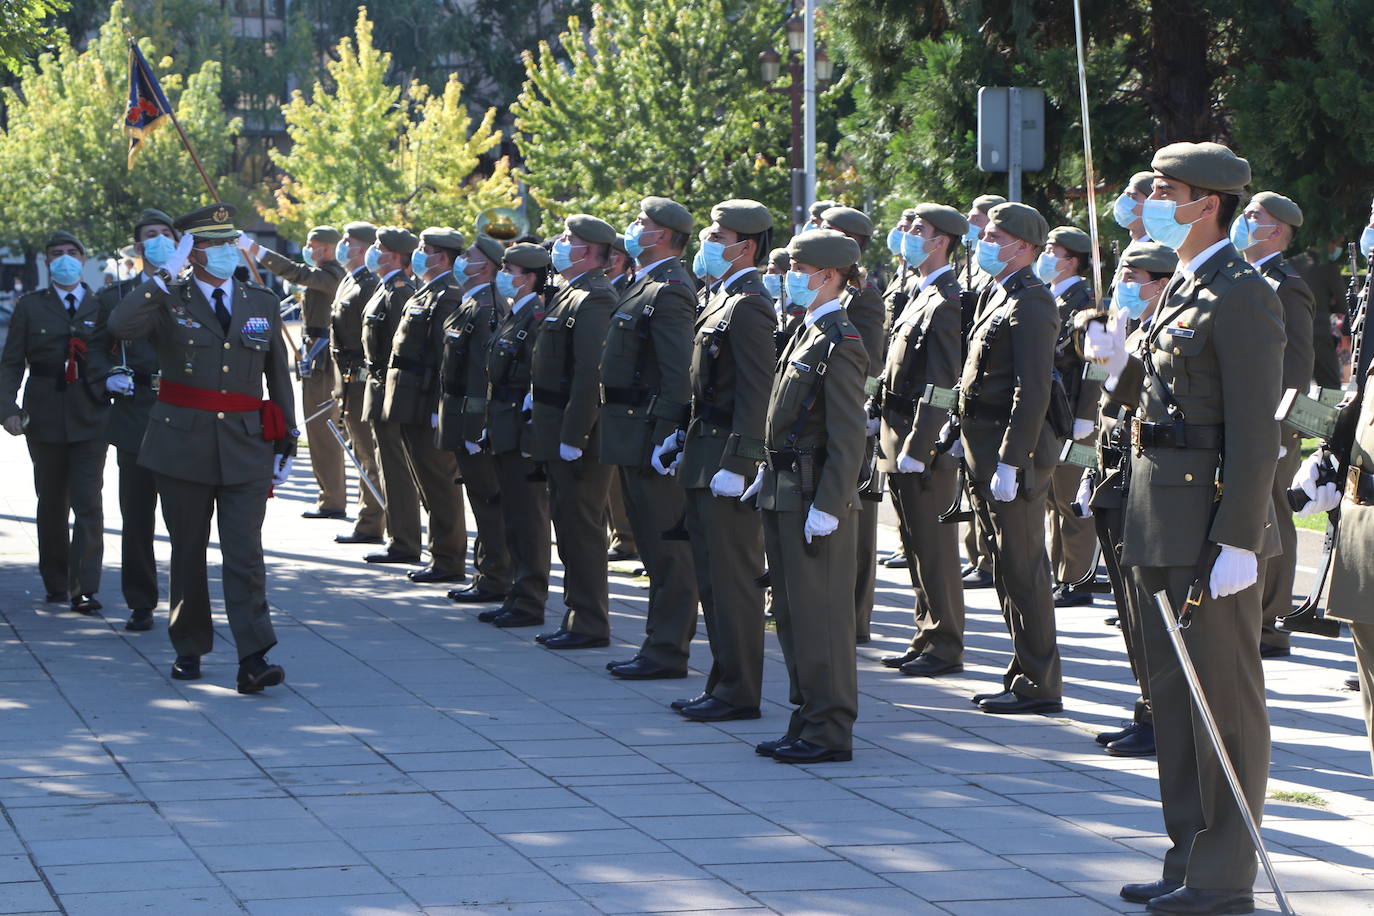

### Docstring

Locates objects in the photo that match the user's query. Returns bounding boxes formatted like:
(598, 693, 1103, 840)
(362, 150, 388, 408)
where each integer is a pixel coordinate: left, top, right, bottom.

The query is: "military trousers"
(621, 468, 698, 671)
(155, 473, 276, 661)
(340, 399, 385, 539)
(685, 486, 765, 709)
(493, 453, 550, 619)
(971, 475, 1063, 699)
(1259, 444, 1303, 650)
(400, 423, 466, 574)
(1312, 327, 1341, 390)
(117, 447, 160, 612)
(1351, 622, 1374, 776)
(1132, 564, 1268, 891)
(963, 505, 993, 574)
(547, 456, 613, 638)
(1095, 504, 1151, 723)
(607, 472, 638, 556)
(27, 438, 106, 598)
(457, 450, 511, 595)
(1048, 462, 1098, 584)
(854, 497, 879, 642)
(762, 506, 859, 752)
(889, 469, 965, 665)
(301, 365, 345, 513)
(372, 420, 420, 556)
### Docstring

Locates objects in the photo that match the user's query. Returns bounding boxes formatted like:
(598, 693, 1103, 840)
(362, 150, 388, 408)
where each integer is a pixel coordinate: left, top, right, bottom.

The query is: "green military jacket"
(841, 278, 886, 373)
(259, 250, 344, 366)
(679, 268, 775, 488)
(329, 266, 379, 403)
(957, 265, 1061, 485)
(1259, 255, 1314, 455)
(485, 292, 545, 456)
(436, 282, 503, 450)
(384, 271, 461, 428)
(878, 267, 963, 473)
(1055, 278, 1103, 422)
(528, 268, 616, 462)
(1329, 366, 1374, 624)
(0, 285, 109, 444)
(360, 271, 414, 422)
(599, 257, 696, 468)
(108, 276, 296, 486)
(90, 276, 161, 454)
(881, 266, 915, 341)
(1109, 243, 1285, 567)
(758, 304, 869, 516)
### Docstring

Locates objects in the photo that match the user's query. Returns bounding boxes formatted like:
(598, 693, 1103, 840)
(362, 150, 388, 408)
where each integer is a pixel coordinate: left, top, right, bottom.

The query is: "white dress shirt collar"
(917, 263, 952, 292)
(804, 297, 843, 327)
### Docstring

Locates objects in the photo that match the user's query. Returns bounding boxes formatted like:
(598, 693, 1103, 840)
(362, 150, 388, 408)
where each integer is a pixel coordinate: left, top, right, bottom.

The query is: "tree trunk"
(1145, 0, 1219, 144)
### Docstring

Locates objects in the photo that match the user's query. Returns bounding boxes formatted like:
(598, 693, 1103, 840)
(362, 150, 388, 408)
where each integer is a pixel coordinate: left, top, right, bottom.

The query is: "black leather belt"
(132, 371, 160, 389)
(960, 398, 1010, 422)
(532, 386, 569, 408)
(692, 403, 732, 426)
(883, 393, 915, 416)
(1130, 419, 1223, 450)
(490, 384, 527, 403)
(1347, 466, 1374, 506)
(602, 385, 651, 407)
(389, 354, 427, 375)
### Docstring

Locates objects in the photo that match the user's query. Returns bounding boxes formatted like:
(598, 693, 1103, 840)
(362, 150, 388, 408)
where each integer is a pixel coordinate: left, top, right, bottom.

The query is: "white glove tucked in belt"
(559, 443, 582, 462)
(740, 465, 764, 503)
(896, 454, 925, 475)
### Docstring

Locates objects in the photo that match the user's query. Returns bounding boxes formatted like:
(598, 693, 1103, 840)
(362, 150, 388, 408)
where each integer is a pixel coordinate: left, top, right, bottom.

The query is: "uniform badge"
(1167, 325, 1195, 339)
(243, 316, 270, 336)
(789, 360, 811, 373)
(213, 206, 230, 223)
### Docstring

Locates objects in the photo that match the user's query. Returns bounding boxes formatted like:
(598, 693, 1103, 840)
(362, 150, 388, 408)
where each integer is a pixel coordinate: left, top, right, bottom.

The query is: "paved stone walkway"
(1, 440, 1372, 915)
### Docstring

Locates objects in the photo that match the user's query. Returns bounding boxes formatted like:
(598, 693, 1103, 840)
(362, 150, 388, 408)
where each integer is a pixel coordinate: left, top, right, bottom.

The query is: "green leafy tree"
(0, 0, 70, 75)
(512, 0, 791, 232)
(0, 1, 239, 254)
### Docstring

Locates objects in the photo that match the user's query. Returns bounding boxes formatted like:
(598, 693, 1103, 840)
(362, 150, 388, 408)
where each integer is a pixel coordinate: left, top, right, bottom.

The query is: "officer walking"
(108, 204, 296, 693)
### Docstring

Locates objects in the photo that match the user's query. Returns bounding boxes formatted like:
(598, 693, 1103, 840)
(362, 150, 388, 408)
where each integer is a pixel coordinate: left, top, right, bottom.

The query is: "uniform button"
(627, 409, 635, 416)
(1185, 473, 1194, 481)
(1173, 347, 1181, 355)
(928, 449, 935, 456)
(145, 292, 152, 299)
(223, 365, 230, 372)
(164, 417, 170, 423)
(216, 411, 225, 419)
(223, 342, 231, 350)
(1028, 451, 1034, 458)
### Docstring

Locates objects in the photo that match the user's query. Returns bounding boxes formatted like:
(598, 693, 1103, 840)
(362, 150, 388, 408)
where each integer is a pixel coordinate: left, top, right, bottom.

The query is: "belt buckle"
(150, 372, 161, 393)
(1348, 465, 1362, 504)
(1131, 417, 1144, 455)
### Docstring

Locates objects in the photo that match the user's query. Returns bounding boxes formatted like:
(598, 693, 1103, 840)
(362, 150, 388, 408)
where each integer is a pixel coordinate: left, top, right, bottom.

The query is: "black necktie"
(64, 293, 76, 318)
(213, 288, 231, 332)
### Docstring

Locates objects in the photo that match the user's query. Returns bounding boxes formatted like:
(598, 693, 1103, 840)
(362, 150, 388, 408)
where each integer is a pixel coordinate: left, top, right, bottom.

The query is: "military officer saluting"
(960, 202, 1064, 715)
(89, 209, 178, 630)
(1088, 142, 1285, 915)
(243, 226, 348, 520)
(1, 231, 110, 613)
(1232, 191, 1314, 659)
(877, 203, 969, 678)
(749, 229, 868, 764)
(108, 204, 296, 693)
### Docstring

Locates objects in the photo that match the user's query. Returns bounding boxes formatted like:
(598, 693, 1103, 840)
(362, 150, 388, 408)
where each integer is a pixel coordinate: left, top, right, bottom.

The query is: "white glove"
(740, 465, 764, 502)
(1072, 418, 1095, 441)
(710, 468, 746, 498)
(896, 454, 925, 474)
(1293, 450, 1327, 501)
(464, 440, 481, 455)
(271, 454, 293, 486)
(430, 412, 438, 429)
(803, 505, 839, 544)
(236, 233, 255, 252)
(105, 373, 135, 396)
(522, 392, 533, 413)
(990, 462, 1019, 502)
(162, 232, 195, 278)
(1075, 471, 1095, 518)
(1296, 482, 1341, 517)
(1084, 310, 1129, 380)
(865, 416, 881, 436)
(1277, 445, 1288, 460)
(559, 443, 582, 462)
(650, 429, 684, 476)
(1209, 544, 1258, 600)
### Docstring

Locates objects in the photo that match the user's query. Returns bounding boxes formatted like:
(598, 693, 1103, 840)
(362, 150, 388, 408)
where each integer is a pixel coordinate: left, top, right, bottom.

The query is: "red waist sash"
(157, 379, 287, 441)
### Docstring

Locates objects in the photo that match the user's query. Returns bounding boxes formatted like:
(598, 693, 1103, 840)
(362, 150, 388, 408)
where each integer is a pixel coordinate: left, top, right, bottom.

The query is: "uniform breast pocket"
(608, 313, 638, 357)
(237, 329, 271, 383)
(1157, 324, 1211, 397)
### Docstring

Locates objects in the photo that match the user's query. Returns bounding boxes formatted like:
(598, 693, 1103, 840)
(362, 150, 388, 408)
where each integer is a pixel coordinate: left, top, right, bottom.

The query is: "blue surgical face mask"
(624, 224, 658, 260)
(202, 244, 238, 280)
(762, 272, 782, 300)
(1228, 217, 1257, 252)
(1114, 279, 1156, 319)
(552, 240, 577, 273)
(962, 223, 981, 247)
(1112, 192, 1139, 229)
(886, 228, 904, 257)
(1034, 252, 1061, 284)
(901, 232, 930, 269)
(700, 240, 735, 279)
(302, 247, 316, 268)
(48, 253, 83, 286)
(365, 246, 381, 273)
(976, 239, 1014, 276)
(140, 235, 175, 269)
(411, 250, 431, 276)
(496, 270, 519, 299)
(451, 255, 470, 279)
(785, 269, 820, 308)
(336, 239, 350, 264)
(1362, 226, 1374, 260)
(1141, 197, 1205, 250)
(691, 250, 710, 280)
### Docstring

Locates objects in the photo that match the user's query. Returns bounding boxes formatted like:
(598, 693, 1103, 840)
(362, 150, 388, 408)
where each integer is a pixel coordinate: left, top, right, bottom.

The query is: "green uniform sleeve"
(722, 294, 775, 476)
(814, 334, 869, 518)
(648, 279, 696, 441)
(998, 294, 1056, 468)
(259, 249, 344, 296)
(562, 288, 615, 449)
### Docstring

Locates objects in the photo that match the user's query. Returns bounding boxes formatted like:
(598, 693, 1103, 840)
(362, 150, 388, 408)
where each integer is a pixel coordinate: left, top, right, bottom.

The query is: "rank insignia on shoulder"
(841, 329, 860, 340)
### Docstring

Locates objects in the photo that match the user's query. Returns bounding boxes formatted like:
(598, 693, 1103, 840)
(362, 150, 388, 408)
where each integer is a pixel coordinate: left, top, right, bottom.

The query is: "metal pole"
(1008, 88, 1022, 203)
(789, 57, 805, 234)
(1151, 590, 1294, 916)
(326, 419, 386, 510)
(802, 0, 817, 211)
(1072, 0, 1105, 305)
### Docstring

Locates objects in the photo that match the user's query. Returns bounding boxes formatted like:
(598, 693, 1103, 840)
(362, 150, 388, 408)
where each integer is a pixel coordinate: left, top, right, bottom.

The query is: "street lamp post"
(760, 8, 832, 235)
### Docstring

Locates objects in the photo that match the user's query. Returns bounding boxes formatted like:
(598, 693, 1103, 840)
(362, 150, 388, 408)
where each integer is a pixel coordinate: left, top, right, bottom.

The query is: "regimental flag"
(122, 40, 172, 168)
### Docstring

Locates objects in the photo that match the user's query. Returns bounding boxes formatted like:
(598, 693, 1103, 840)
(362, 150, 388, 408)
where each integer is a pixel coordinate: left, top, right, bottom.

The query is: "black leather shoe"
(335, 532, 384, 544)
(302, 508, 346, 519)
(881, 650, 920, 669)
(607, 547, 638, 562)
(1121, 879, 1185, 904)
(408, 566, 466, 584)
(1105, 616, 1121, 627)
(125, 609, 154, 632)
(448, 584, 505, 603)
(1145, 886, 1252, 915)
(606, 657, 639, 671)
(971, 690, 1004, 706)
(236, 652, 285, 695)
(679, 697, 760, 721)
(671, 692, 710, 711)
(477, 607, 503, 622)
(961, 568, 994, 588)
(979, 690, 1063, 715)
(171, 655, 201, 680)
(1259, 643, 1291, 659)
(899, 654, 963, 677)
(364, 548, 421, 564)
(1053, 585, 1094, 607)
(71, 594, 102, 615)
(492, 609, 544, 628)
(1096, 721, 1137, 747)
(542, 630, 610, 650)
(880, 551, 909, 568)
(755, 736, 794, 757)
(535, 628, 567, 645)
(1107, 721, 1156, 757)
(45, 591, 68, 603)
(609, 657, 687, 679)
(773, 738, 852, 764)
(1346, 674, 1361, 691)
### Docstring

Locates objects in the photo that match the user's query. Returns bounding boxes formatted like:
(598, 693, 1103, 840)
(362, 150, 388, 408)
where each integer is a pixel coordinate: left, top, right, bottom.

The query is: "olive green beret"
(565, 214, 617, 246)
(1151, 141, 1250, 196)
(821, 206, 874, 239)
(1047, 226, 1092, 254)
(1120, 240, 1178, 275)
(639, 196, 693, 236)
(1128, 171, 1156, 196)
(44, 230, 85, 254)
(972, 194, 1008, 214)
(307, 226, 342, 245)
(1251, 191, 1303, 228)
(609, 234, 628, 255)
(343, 221, 377, 244)
(174, 203, 239, 240)
(503, 242, 551, 270)
(377, 226, 419, 255)
(913, 203, 969, 238)
(419, 226, 465, 252)
(787, 229, 861, 270)
(987, 202, 1049, 248)
(769, 247, 791, 271)
(711, 199, 773, 235)
(809, 199, 837, 219)
(901, 207, 918, 221)
(133, 208, 175, 241)
(469, 234, 505, 265)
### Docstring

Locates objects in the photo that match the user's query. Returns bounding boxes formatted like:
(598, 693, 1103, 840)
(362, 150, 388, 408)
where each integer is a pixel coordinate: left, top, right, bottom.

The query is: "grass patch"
(1292, 437, 1334, 531)
(1268, 790, 1328, 808)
